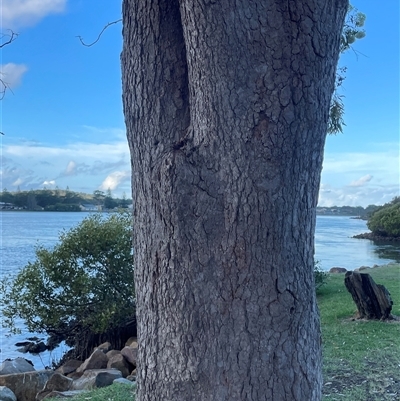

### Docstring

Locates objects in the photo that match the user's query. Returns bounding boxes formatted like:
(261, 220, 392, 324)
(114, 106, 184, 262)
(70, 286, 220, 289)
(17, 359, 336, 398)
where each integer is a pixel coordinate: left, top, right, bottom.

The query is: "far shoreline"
(353, 231, 400, 243)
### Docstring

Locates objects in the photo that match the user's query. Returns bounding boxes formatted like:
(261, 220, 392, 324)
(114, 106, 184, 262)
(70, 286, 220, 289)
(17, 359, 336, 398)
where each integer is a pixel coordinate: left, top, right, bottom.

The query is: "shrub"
(367, 197, 400, 237)
(314, 261, 329, 290)
(1, 211, 135, 356)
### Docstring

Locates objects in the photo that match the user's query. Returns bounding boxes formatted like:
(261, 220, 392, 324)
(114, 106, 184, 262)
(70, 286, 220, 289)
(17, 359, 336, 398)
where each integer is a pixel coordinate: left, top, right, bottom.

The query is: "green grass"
(49, 264, 400, 401)
(318, 263, 400, 400)
(47, 382, 135, 400)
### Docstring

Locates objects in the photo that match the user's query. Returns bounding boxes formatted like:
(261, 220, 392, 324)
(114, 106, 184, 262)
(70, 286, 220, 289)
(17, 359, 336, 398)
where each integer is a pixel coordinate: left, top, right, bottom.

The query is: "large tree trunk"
(122, 1, 347, 400)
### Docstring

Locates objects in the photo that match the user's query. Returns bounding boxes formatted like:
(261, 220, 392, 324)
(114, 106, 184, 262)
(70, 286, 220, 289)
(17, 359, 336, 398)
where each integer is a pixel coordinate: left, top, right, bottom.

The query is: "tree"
(0, 188, 14, 203)
(329, 5, 366, 133)
(122, 1, 348, 400)
(93, 189, 106, 205)
(104, 188, 118, 209)
(367, 197, 400, 237)
(1, 212, 135, 358)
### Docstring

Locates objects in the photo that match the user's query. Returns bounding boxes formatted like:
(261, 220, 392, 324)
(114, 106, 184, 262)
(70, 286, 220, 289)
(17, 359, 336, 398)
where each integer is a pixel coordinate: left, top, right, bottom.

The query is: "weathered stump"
(344, 271, 393, 320)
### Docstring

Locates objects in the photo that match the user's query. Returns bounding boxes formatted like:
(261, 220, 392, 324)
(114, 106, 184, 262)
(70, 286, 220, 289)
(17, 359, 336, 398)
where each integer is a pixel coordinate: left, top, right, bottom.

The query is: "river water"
(1, 211, 399, 368)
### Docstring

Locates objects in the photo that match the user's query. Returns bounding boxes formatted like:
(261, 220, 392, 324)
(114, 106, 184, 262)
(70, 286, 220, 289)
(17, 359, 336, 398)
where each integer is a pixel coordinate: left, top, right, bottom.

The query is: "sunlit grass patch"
(319, 264, 400, 400)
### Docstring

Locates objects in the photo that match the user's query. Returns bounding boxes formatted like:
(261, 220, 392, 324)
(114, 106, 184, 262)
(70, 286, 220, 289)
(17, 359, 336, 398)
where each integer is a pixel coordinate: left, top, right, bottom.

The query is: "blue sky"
(1, 1, 399, 206)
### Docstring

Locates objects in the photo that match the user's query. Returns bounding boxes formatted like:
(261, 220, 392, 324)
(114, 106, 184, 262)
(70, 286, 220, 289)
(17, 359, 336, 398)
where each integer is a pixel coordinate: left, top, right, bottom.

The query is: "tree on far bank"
(104, 188, 118, 209)
(367, 197, 400, 237)
(122, 1, 348, 400)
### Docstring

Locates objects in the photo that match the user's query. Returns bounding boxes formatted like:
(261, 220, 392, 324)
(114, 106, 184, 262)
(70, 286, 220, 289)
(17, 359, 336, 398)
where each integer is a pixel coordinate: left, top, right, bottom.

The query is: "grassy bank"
(319, 263, 400, 400)
(49, 264, 399, 401)
(47, 382, 135, 400)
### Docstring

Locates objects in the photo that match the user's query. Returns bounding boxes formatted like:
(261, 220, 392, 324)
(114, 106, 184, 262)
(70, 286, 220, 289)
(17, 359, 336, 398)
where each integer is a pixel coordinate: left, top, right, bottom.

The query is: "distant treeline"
(0, 188, 132, 211)
(316, 204, 380, 218)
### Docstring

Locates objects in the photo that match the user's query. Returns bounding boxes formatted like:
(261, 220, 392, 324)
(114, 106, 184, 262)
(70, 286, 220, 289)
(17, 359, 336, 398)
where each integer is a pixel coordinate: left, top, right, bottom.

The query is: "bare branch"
(1, 29, 18, 49)
(1, 30, 19, 102)
(76, 19, 122, 47)
(0, 74, 15, 101)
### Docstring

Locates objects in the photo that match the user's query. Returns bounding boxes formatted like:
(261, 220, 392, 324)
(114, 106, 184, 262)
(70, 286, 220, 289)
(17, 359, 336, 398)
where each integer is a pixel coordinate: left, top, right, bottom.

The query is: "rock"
(344, 271, 393, 319)
(72, 369, 122, 390)
(66, 371, 83, 380)
(107, 354, 131, 378)
(41, 390, 88, 399)
(36, 373, 73, 401)
(354, 266, 370, 271)
(14, 342, 32, 347)
(0, 386, 17, 401)
(0, 370, 53, 401)
(76, 349, 108, 373)
(126, 373, 136, 381)
(56, 359, 83, 375)
(106, 350, 121, 360)
(0, 358, 35, 375)
(113, 377, 136, 386)
(26, 341, 47, 354)
(125, 337, 138, 347)
(15, 340, 48, 354)
(120, 346, 138, 367)
(329, 267, 347, 273)
(95, 342, 112, 353)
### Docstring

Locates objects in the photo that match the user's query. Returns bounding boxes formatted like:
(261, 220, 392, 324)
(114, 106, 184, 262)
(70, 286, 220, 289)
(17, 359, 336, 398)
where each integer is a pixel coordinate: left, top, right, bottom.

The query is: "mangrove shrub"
(1, 211, 135, 351)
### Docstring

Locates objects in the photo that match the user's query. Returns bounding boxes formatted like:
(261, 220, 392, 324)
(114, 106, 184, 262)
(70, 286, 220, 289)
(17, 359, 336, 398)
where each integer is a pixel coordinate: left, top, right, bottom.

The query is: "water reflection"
(372, 240, 400, 262)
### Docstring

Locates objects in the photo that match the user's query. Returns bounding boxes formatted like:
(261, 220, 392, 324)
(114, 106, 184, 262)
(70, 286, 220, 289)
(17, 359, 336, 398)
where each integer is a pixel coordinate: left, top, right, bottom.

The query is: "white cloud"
(99, 171, 131, 191)
(0, 63, 28, 89)
(350, 174, 373, 187)
(43, 180, 56, 186)
(320, 148, 399, 206)
(1, 134, 131, 196)
(1, 0, 67, 29)
(5, 141, 128, 160)
(64, 161, 76, 175)
(12, 178, 24, 187)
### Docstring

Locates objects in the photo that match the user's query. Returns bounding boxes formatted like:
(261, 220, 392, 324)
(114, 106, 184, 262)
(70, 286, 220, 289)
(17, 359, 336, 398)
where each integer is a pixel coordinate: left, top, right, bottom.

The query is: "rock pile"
(0, 338, 138, 401)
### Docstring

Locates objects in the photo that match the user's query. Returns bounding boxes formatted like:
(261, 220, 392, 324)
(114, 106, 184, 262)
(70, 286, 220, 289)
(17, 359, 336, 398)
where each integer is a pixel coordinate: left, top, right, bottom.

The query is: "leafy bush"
(1, 212, 135, 354)
(367, 197, 400, 237)
(314, 261, 329, 291)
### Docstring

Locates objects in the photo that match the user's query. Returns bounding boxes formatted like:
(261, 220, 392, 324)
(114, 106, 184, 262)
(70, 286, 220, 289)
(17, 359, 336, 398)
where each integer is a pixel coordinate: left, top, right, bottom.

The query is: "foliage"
(1, 212, 135, 342)
(0, 188, 132, 210)
(314, 261, 329, 290)
(45, 203, 81, 212)
(329, 5, 366, 134)
(367, 197, 400, 237)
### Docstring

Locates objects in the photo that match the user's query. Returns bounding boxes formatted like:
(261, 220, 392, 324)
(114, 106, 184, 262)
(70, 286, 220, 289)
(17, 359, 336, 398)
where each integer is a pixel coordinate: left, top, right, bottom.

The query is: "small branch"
(0, 29, 18, 49)
(1, 30, 18, 102)
(0, 75, 14, 101)
(76, 19, 122, 47)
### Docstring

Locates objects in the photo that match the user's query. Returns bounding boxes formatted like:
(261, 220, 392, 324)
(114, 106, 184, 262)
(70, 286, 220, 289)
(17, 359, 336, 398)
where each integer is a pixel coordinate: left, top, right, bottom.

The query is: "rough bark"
(344, 271, 393, 320)
(122, 1, 348, 400)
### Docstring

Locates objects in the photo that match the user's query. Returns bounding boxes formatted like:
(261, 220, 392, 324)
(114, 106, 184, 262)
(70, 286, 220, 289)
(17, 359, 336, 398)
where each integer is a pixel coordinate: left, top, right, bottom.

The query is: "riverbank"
(319, 263, 400, 400)
(353, 231, 400, 243)
(47, 263, 399, 401)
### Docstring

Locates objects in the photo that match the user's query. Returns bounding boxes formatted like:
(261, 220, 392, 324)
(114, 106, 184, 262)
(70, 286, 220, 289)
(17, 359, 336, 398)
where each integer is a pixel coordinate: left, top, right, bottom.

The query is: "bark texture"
(344, 271, 393, 320)
(122, 1, 348, 400)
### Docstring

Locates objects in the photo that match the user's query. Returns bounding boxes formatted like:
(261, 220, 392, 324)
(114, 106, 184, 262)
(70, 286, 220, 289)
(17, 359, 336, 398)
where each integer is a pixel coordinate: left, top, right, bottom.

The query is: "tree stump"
(344, 271, 393, 320)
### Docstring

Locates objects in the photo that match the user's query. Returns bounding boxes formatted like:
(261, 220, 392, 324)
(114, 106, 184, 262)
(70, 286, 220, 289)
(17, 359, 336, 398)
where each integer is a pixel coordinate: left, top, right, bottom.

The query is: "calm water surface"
(315, 215, 400, 270)
(1, 212, 399, 368)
